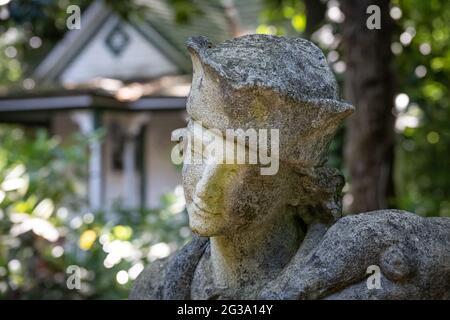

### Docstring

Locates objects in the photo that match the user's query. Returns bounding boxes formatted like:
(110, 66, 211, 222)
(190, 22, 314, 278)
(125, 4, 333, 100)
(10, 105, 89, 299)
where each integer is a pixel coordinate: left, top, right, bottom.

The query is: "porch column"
(71, 110, 103, 212)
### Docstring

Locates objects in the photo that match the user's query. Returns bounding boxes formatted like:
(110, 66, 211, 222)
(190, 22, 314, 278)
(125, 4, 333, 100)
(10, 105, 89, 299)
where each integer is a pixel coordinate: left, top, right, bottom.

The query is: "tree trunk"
(304, 0, 327, 37)
(221, 0, 244, 37)
(340, 0, 396, 213)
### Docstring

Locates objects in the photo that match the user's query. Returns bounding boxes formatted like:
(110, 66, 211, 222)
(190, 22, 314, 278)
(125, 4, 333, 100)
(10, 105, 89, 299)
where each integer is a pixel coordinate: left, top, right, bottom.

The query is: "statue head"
(175, 34, 353, 237)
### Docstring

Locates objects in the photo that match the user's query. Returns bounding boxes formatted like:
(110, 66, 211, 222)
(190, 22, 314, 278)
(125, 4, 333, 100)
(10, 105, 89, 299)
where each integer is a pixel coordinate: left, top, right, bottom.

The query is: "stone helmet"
(185, 34, 354, 168)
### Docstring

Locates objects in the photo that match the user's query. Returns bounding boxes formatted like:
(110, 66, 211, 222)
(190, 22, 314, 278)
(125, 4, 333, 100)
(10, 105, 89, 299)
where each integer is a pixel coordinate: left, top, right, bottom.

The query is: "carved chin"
(188, 207, 226, 237)
(189, 215, 221, 237)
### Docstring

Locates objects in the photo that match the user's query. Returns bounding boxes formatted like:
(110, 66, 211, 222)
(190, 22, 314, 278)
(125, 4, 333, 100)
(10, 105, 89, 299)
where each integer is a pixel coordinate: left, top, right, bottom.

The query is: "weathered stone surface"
(132, 211, 450, 299)
(129, 236, 208, 300)
(130, 34, 450, 300)
(186, 34, 354, 167)
(186, 34, 338, 102)
(260, 210, 450, 299)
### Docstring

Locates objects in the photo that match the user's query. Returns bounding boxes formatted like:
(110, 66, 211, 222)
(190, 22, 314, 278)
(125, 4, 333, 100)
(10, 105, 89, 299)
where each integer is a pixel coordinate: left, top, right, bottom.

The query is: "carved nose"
(195, 163, 222, 200)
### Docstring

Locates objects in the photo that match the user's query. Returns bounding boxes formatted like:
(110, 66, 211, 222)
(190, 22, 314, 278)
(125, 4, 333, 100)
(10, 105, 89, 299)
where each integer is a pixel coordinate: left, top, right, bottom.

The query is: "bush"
(0, 125, 190, 299)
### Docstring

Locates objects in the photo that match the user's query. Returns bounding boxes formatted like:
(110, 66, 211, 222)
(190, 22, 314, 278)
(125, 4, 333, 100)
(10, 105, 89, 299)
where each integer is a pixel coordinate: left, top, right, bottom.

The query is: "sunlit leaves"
(422, 81, 446, 101)
(10, 213, 59, 242)
(291, 14, 306, 32)
(79, 229, 96, 251)
(258, 0, 306, 35)
(32, 198, 54, 219)
(112, 225, 132, 241)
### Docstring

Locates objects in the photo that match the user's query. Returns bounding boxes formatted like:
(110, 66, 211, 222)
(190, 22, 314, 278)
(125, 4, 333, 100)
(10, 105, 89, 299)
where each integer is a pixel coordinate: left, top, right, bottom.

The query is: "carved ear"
(289, 167, 344, 222)
(286, 170, 306, 207)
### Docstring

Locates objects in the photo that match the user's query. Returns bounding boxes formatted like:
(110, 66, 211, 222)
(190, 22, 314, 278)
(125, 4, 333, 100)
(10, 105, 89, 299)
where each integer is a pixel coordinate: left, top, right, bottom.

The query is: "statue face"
(180, 125, 297, 237)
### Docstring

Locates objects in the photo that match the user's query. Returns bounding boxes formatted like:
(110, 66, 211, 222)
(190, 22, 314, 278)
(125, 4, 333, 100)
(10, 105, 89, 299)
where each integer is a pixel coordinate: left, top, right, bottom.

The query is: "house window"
(109, 122, 143, 172)
(110, 122, 125, 171)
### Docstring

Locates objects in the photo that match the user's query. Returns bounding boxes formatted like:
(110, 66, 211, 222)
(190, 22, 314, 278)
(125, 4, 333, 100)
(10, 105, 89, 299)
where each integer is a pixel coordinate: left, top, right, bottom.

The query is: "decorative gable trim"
(33, 0, 189, 84)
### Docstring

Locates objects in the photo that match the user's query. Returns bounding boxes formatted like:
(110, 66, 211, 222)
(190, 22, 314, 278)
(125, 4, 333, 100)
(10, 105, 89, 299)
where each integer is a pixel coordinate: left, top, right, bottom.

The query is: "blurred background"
(0, 0, 448, 299)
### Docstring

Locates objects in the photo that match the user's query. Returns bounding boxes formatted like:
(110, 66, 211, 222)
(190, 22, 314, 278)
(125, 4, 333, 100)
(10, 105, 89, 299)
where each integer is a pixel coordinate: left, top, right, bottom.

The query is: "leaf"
(32, 198, 55, 219)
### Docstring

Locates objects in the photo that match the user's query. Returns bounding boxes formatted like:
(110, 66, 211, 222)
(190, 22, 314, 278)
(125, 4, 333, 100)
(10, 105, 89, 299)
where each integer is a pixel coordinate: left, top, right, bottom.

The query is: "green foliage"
(257, 0, 306, 35)
(258, 0, 450, 217)
(0, 125, 190, 299)
(167, 0, 204, 24)
(393, 0, 450, 217)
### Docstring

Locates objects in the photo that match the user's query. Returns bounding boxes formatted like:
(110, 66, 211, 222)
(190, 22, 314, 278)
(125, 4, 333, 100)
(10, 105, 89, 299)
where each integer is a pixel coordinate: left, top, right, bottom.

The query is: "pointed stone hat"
(185, 34, 354, 167)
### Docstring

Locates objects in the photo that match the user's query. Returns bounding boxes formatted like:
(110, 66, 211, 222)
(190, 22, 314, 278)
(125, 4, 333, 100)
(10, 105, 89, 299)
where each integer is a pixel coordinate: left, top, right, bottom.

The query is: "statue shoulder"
(129, 255, 172, 300)
(129, 236, 209, 300)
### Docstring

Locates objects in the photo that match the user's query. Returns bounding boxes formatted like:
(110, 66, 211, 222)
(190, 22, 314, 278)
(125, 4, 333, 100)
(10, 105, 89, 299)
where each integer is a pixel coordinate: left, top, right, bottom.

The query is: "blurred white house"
(0, 0, 260, 211)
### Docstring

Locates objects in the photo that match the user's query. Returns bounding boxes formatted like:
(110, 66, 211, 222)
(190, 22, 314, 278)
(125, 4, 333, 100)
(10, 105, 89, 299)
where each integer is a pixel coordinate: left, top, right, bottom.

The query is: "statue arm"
(261, 210, 450, 300)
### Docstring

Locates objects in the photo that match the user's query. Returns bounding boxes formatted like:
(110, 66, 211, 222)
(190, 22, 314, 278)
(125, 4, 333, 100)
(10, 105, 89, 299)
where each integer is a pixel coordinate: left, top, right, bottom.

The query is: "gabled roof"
(33, 0, 189, 83)
(139, 0, 262, 58)
(33, 0, 262, 84)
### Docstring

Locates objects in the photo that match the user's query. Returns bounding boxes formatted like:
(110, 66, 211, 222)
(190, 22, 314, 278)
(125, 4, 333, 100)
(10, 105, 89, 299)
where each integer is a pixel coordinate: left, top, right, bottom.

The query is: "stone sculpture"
(130, 34, 450, 300)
